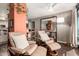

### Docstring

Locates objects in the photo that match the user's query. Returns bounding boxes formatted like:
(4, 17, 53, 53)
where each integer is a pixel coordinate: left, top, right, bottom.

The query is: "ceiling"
(27, 3, 77, 19)
(0, 3, 77, 19)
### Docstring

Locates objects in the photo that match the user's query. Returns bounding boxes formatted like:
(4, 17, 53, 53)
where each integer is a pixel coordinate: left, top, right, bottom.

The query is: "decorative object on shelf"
(15, 3, 26, 14)
(46, 20, 52, 30)
(0, 14, 8, 20)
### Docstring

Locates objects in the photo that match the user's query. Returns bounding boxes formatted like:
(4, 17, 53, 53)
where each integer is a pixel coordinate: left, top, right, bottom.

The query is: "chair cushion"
(45, 39, 54, 44)
(32, 46, 47, 56)
(23, 44, 37, 55)
(38, 31, 50, 41)
(12, 34, 29, 49)
(47, 42, 61, 51)
(9, 32, 26, 47)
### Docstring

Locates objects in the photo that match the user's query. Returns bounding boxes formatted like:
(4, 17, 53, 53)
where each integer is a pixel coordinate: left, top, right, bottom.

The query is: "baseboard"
(57, 41, 67, 44)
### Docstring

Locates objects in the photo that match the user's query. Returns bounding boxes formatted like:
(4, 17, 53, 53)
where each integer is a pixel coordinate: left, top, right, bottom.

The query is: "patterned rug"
(57, 43, 79, 56)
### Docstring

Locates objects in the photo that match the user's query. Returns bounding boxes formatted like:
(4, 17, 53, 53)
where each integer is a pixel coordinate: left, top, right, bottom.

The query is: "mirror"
(41, 17, 57, 32)
(40, 16, 57, 41)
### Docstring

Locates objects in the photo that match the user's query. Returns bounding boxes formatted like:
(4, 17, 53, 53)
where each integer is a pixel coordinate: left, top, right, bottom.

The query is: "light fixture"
(48, 7, 53, 12)
(57, 17, 64, 23)
(48, 3, 56, 12)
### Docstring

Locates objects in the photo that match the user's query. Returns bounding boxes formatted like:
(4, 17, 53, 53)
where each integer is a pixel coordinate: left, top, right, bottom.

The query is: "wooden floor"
(0, 43, 79, 56)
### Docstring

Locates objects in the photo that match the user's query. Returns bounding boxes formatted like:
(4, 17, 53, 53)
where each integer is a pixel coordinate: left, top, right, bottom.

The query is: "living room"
(0, 3, 79, 56)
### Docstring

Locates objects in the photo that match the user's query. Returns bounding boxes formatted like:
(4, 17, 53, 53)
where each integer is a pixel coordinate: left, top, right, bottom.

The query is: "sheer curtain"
(70, 8, 77, 47)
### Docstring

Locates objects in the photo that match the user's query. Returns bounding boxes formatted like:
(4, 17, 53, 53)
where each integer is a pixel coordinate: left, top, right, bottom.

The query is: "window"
(57, 17, 64, 23)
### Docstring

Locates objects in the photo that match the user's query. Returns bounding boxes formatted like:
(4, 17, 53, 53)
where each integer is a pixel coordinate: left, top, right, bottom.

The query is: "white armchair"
(8, 32, 47, 56)
(38, 31, 61, 51)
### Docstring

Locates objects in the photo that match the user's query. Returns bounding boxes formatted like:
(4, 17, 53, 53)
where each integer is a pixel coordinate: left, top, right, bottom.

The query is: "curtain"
(70, 8, 77, 47)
